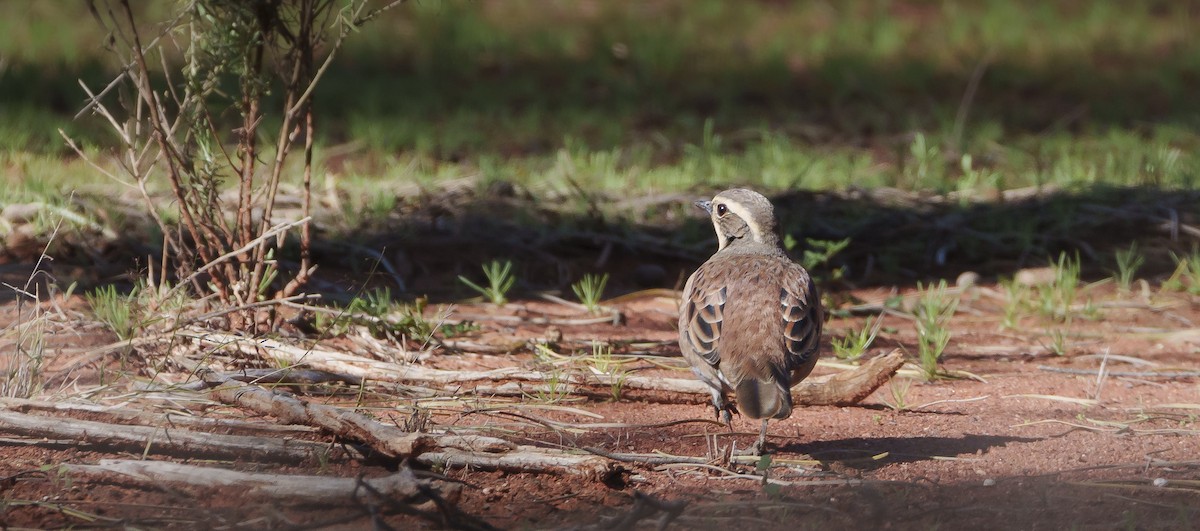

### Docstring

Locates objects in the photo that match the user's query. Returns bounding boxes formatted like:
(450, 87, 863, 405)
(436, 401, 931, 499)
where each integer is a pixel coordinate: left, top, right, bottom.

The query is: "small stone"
(1152, 478, 1168, 488)
(1015, 267, 1056, 287)
(956, 271, 980, 289)
(983, 478, 996, 487)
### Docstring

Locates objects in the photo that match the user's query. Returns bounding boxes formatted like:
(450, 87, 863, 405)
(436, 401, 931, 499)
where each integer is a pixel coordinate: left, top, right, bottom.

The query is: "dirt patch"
(2, 281, 1199, 529)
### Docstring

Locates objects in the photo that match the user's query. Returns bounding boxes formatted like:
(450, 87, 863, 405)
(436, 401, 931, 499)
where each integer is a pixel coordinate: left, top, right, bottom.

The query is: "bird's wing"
(779, 266, 822, 369)
(681, 266, 727, 369)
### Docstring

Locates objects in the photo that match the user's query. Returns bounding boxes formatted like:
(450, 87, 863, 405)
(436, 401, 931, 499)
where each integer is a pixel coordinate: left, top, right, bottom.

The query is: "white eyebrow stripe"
(718, 200, 765, 245)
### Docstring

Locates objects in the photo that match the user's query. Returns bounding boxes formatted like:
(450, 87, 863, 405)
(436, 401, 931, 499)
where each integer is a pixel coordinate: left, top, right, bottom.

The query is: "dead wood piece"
(201, 374, 623, 476)
(436, 434, 517, 453)
(176, 368, 363, 391)
(182, 330, 902, 406)
(794, 350, 906, 406)
(0, 410, 336, 462)
(201, 372, 434, 459)
(63, 459, 459, 505)
(416, 446, 618, 478)
(0, 397, 318, 435)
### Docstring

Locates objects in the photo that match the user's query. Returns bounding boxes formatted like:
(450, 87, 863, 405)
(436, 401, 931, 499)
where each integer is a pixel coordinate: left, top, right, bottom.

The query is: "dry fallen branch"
(0, 397, 317, 435)
(0, 410, 342, 462)
(798, 350, 906, 406)
(200, 373, 619, 477)
(176, 368, 363, 391)
(63, 458, 458, 507)
(416, 447, 618, 478)
(199, 371, 433, 459)
(182, 330, 903, 406)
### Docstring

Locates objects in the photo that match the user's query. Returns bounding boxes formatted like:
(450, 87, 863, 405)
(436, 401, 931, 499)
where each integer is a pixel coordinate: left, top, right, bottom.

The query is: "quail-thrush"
(679, 188, 823, 454)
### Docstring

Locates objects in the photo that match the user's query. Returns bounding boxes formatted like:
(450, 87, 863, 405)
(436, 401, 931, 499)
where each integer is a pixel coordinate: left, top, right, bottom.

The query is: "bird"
(678, 188, 823, 454)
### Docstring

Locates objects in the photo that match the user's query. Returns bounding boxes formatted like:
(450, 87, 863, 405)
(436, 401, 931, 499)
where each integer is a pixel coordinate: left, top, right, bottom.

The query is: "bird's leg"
(709, 389, 734, 429)
(752, 419, 770, 455)
(732, 419, 770, 456)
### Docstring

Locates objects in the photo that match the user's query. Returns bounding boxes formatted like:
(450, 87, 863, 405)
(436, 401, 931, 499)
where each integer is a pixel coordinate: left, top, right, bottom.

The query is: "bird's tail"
(735, 378, 792, 420)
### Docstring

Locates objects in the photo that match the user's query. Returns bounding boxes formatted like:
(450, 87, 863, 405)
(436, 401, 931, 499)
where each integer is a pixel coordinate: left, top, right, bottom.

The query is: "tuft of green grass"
(914, 280, 958, 381)
(790, 237, 850, 282)
(571, 273, 609, 314)
(86, 285, 138, 340)
(1112, 242, 1145, 293)
(587, 341, 628, 401)
(1163, 248, 1200, 295)
(832, 314, 884, 361)
(1045, 328, 1069, 357)
(524, 359, 572, 404)
(1037, 252, 1082, 322)
(459, 260, 516, 306)
(316, 288, 440, 343)
(882, 378, 913, 412)
(999, 277, 1028, 330)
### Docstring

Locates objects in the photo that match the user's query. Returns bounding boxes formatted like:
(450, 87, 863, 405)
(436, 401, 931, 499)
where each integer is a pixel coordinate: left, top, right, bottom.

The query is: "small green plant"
(571, 273, 609, 314)
(1164, 248, 1200, 294)
(86, 285, 138, 340)
(1045, 328, 1069, 356)
(459, 260, 516, 305)
(905, 132, 946, 191)
(588, 341, 617, 374)
(785, 237, 850, 282)
(439, 320, 480, 338)
(587, 341, 628, 401)
(914, 280, 958, 380)
(1000, 277, 1027, 329)
(1037, 252, 1081, 322)
(1112, 242, 1145, 293)
(883, 378, 912, 411)
(832, 314, 884, 361)
(534, 368, 572, 404)
(321, 289, 440, 342)
(347, 286, 395, 319)
(755, 453, 783, 495)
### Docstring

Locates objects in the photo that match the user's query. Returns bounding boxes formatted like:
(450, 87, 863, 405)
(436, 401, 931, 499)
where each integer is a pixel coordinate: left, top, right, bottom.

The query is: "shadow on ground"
(632, 475, 1200, 529)
(795, 433, 1043, 470)
(3, 184, 1199, 304)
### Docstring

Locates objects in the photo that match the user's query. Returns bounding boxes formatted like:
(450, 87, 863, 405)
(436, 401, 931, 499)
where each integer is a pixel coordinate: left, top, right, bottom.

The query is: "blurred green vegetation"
(2, 0, 1200, 197)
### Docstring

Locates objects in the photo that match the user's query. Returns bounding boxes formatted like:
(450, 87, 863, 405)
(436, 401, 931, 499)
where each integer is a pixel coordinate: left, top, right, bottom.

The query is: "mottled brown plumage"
(679, 188, 823, 453)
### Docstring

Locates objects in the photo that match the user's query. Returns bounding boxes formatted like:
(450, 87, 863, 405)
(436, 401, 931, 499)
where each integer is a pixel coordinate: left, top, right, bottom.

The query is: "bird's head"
(695, 188, 780, 251)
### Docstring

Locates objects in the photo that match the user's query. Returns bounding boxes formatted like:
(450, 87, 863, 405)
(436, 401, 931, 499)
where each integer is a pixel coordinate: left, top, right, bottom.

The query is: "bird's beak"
(694, 200, 713, 214)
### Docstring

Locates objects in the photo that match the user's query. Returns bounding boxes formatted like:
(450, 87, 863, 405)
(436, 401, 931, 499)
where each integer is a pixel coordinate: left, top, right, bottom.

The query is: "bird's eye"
(716, 203, 727, 217)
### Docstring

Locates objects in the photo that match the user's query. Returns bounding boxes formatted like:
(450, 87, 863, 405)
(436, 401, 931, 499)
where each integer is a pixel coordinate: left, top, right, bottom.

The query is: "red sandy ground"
(1, 282, 1199, 529)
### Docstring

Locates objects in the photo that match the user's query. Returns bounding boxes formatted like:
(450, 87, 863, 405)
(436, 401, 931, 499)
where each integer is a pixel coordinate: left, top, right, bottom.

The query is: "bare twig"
(1037, 366, 1200, 379)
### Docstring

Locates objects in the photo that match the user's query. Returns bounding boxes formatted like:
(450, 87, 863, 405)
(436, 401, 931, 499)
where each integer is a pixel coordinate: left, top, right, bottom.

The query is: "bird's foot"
(731, 419, 770, 456)
(711, 400, 736, 429)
